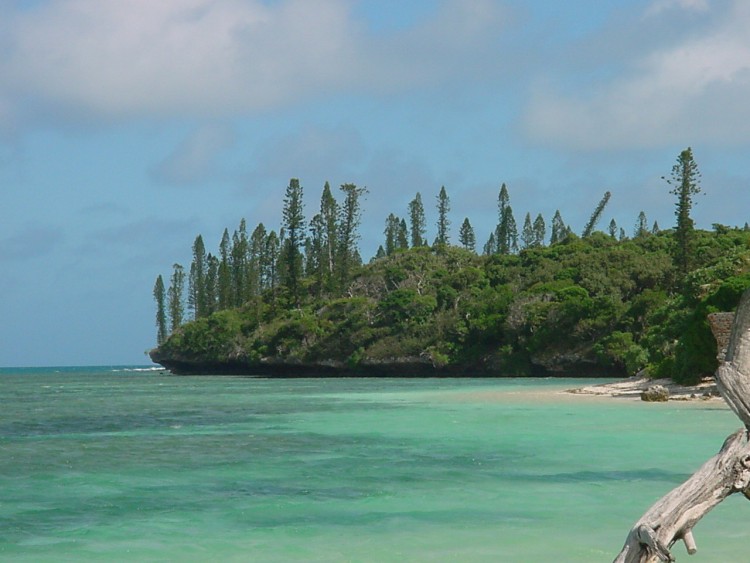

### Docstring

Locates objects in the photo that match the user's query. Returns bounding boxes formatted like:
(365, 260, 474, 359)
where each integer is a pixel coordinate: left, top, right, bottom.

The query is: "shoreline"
(566, 376, 721, 401)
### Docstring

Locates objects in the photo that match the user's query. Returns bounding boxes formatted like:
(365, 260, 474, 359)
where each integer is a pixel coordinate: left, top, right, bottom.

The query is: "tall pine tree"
(634, 211, 649, 238)
(203, 254, 218, 316)
(582, 191, 611, 237)
(337, 183, 367, 286)
(168, 263, 185, 332)
(496, 184, 518, 254)
(319, 182, 339, 292)
(608, 218, 618, 238)
(533, 214, 546, 247)
(231, 220, 249, 306)
(550, 210, 566, 244)
(153, 275, 167, 345)
(435, 186, 450, 246)
(408, 193, 426, 248)
(664, 147, 702, 276)
(397, 219, 409, 251)
(281, 178, 305, 303)
(218, 229, 232, 310)
(521, 212, 534, 249)
(307, 213, 325, 293)
(188, 234, 208, 319)
(459, 218, 476, 252)
(483, 232, 497, 256)
(250, 223, 267, 292)
(264, 230, 280, 291)
(384, 213, 401, 255)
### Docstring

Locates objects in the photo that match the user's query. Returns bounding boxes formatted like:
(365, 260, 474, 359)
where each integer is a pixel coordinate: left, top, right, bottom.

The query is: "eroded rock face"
(708, 312, 735, 362)
(641, 385, 669, 402)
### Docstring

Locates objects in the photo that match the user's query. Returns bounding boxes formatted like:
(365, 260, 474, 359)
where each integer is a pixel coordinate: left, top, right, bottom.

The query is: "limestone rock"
(641, 384, 669, 402)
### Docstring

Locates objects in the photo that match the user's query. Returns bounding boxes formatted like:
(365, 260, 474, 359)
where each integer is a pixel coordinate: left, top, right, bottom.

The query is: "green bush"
(595, 331, 648, 375)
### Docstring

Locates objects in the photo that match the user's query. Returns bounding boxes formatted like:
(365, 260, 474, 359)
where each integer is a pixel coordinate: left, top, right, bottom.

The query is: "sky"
(2, 0, 750, 367)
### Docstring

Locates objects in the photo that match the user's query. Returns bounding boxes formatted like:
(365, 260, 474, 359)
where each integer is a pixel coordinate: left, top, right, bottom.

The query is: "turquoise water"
(1, 367, 748, 562)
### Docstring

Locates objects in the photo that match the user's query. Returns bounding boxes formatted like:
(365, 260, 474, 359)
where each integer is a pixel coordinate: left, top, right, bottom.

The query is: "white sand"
(567, 376, 720, 401)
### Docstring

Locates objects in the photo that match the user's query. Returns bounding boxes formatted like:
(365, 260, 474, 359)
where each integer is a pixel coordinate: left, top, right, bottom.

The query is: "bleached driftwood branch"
(614, 289, 750, 562)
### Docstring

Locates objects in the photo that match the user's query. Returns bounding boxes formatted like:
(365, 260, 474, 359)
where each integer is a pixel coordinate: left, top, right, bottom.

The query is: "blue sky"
(2, 0, 749, 367)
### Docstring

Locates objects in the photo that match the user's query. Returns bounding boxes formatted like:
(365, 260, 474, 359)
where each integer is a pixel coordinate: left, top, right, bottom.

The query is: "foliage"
(458, 217, 476, 252)
(435, 186, 451, 246)
(582, 191, 611, 237)
(153, 275, 167, 345)
(408, 192, 426, 248)
(152, 157, 750, 381)
(665, 147, 702, 277)
(281, 178, 305, 302)
(154, 228, 750, 379)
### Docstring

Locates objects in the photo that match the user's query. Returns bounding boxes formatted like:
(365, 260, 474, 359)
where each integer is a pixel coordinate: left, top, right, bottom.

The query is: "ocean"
(0, 366, 747, 562)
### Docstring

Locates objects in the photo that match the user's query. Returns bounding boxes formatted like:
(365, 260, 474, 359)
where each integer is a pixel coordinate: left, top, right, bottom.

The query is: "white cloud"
(1, 0, 353, 119)
(0, 0, 508, 127)
(523, 0, 750, 149)
(646, 0, 710, 17)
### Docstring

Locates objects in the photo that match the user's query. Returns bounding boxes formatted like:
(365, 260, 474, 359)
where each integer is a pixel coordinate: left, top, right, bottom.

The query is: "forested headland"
(150, 149, 750, 383)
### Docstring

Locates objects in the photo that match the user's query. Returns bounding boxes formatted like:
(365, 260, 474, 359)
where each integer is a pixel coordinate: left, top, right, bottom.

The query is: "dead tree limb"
(614, 288, 750, 562)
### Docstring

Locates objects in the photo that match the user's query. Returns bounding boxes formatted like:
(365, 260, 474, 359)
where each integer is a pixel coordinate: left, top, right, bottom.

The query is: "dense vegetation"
(151, 150, 750, 384)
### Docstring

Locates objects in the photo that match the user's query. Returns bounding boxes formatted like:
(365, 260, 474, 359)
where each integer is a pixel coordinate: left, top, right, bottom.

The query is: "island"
(150, 151, 750, 381)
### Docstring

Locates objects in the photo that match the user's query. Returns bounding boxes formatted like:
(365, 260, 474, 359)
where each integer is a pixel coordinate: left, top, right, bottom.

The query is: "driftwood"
(614, 289, 750, 562)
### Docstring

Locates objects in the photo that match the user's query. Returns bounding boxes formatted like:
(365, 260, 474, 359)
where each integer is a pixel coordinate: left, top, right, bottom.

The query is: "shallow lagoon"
(1, 368, 747, 562)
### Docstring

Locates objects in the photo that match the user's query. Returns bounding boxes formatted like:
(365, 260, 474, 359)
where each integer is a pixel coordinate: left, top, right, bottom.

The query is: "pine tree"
(189, 234, 208, 319)
(498, 183, 510, 215)
(483, 232, 497, 256)
(497, 206, 518, 253)
(634, 211, 649, 238)
(582, 191, 611, 237)
(264, 230, 280, 290)
(307, 213, 325, 293)
(550, 210, 566, 244)
(664, 147, 702, 276)
(619, 227, 627, 241)
(496, 183, 515, 254)
(188, 262, 198, 320)
(281, 178, 305, 303)
(218, 228, 232, 310)
(231, 219, 249, 306)
(435, 186, 450, 246)
(168, 263, 185, 332)
(338, 183, 367, 286)
(374, 245, 386, 259)
(408, 193, 426, 247)
(533, 214, 546, 247)
(384, 213, 401, 255)
(204, 253, 219, 316)
(397, 219, 409, 250)
(651, 221, 660, 235)
(250, 223, 267, 291)
(153, 275, 167, 345)
(608, 218, 618, 238)
(521, 212, 534, 249)
(319, 182, 339, 292)
(459, 217, 476, 252)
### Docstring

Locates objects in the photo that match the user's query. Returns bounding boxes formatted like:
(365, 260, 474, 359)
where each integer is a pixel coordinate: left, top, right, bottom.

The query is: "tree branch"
(613, 288, 750, 562)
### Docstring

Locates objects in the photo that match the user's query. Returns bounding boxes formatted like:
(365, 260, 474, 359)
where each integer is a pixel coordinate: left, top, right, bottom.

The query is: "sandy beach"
(567, 376, 721, 401)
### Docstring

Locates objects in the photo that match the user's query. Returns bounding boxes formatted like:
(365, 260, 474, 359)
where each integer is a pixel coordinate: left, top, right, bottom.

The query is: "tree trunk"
(613, 289, 750, 562)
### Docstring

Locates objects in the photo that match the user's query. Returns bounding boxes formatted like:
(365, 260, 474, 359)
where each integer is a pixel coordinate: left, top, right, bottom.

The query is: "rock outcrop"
(640, 384, 669, 402)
